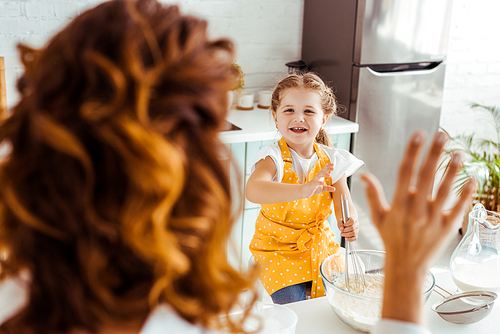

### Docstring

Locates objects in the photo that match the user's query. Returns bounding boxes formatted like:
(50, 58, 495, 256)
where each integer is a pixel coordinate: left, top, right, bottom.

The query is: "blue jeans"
(271, 282, 311, 304)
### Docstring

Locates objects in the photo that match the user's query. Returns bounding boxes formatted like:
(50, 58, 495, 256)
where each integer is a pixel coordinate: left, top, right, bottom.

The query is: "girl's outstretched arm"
(246, 157, 336, 204)
(332, 174, 359, 241)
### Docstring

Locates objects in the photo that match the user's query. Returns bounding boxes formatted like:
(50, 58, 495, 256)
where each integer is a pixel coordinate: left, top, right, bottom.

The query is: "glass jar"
(450, 203, 500, 293)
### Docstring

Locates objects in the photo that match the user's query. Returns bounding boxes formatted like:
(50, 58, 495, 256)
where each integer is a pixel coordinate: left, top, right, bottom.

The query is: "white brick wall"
(0, 0, 302, 108)
(0, 0, 101, 107)
(1, 0, 499, 142)
(441, 0, 500, 140)
(180, 0, 303, 91)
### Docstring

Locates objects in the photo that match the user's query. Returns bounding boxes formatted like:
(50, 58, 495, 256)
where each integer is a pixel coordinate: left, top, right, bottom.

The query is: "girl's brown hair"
(0, 0, 256, 333)
(271, 72, 338, 146)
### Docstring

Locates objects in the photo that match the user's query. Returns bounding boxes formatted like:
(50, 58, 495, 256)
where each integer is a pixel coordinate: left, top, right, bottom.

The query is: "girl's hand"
(301, 164, 336, 198)
(338, 217, 359, 242)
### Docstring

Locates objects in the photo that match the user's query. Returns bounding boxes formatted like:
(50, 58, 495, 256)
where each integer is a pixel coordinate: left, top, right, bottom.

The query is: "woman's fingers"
(392, 131, 426, 208)
(433, 152, 465, 209)
(360, 173, 388, 228)
(445, 178, 476, 227)
(414, 132, 448, 211)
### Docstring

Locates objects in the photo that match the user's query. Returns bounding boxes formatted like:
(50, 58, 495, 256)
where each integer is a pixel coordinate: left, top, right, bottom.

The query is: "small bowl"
(237, 302, 298, 334)
(320, 250, 435, 333)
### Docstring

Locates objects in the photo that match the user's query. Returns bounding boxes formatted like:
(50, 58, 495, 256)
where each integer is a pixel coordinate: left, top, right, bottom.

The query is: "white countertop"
(285, 267, 499, 334)
(220, 104, 359, 144)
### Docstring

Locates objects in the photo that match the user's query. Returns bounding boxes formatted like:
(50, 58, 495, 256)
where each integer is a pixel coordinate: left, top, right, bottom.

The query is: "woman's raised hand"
(301, 163, 336, 199)
(360, 131, 475, 325)
(361, 131, 474, 272)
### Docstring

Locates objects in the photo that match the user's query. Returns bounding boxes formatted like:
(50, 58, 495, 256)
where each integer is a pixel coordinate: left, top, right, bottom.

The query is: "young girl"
(246, 72, 364, 304)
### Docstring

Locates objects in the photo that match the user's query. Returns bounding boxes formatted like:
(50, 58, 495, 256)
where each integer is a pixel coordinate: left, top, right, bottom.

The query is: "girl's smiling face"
(273, 88, 328, 156)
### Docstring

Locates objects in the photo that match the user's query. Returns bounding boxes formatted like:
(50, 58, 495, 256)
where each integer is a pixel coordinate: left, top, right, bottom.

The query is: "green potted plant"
(440, 103, 500, 233)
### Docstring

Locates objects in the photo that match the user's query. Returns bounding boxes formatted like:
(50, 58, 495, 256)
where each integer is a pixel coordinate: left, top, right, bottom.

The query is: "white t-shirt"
(0, 277, 430, 334)
(251, 142, 364, 184)
(140, 304, 219, 334)
(372, 319, 432, 334)
(142, 305, 432, 334)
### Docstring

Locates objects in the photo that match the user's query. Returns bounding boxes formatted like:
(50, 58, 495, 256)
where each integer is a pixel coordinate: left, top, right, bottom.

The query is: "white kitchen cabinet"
(226, 142, 245, 270)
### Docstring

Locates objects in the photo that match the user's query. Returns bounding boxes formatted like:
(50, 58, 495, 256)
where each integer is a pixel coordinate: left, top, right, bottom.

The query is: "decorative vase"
(227, 90, 235, 111)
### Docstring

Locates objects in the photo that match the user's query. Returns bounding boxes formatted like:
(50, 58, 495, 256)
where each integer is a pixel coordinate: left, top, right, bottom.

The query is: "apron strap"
(278, 137, 293, 170)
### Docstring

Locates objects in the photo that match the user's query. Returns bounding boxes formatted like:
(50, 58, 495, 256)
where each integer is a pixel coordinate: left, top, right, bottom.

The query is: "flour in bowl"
(328, 274, 384, 332)
(334, 273, 384, 298)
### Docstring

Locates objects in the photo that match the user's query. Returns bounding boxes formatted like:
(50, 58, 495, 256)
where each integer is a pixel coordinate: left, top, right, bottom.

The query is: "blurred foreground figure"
(0, 0, 257, 333)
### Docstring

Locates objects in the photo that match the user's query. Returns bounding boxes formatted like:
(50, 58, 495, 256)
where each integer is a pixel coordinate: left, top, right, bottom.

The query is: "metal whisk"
(341, 193, 365, 293)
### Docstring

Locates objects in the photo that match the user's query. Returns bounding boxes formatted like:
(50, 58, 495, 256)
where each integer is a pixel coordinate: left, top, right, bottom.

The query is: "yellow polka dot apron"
(250, 137, 340, 298)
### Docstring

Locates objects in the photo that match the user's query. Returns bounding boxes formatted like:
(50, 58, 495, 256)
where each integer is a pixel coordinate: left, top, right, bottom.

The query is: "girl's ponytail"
(315, 128, 333, 147)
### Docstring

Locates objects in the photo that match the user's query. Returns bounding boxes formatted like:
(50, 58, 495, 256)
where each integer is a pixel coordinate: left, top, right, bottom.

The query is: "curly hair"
(270, 72, 338, 147)
(0, 0, 257, 333)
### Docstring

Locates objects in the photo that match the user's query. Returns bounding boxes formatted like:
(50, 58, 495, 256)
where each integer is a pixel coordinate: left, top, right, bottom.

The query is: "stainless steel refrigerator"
(302, 0, 453, 247)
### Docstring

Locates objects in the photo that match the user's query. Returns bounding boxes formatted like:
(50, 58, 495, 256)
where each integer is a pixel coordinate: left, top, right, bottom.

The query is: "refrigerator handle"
(354, 61, 443, 76)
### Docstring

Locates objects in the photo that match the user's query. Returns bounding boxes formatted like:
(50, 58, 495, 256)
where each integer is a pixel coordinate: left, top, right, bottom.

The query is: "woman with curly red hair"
(0, 0, 257, 333)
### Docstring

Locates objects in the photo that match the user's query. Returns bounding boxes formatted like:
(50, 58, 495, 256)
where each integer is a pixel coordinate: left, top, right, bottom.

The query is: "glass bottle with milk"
(450, 203, 500, 293)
